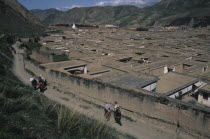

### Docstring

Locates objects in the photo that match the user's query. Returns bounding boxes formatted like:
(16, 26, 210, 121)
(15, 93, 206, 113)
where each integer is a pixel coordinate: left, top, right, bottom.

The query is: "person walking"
(104, 102, 112, 121)
(31, 78, 37, 90)
(13, 49, 16, 55)
(30, 77, 38, 90)
(38, 75, 44, 83)
(114, 101, 122, 126)
(37, 81, 46, 93)
(29, 77, 34, 86)
(44, 79, 47, 87)
(114, 107, 122, 126)
(114, 101, 119, 111)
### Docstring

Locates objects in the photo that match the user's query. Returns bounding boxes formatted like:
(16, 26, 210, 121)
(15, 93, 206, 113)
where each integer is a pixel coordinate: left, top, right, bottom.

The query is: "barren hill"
(39, 5, 142, 27)
(30, 8, 62, 21)
(149, 0, 210, 27)
(31, 0, 210, 28)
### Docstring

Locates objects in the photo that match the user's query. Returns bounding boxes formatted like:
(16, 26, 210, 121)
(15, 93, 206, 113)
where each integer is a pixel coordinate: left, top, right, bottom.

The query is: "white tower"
(72, 23, 77, 29)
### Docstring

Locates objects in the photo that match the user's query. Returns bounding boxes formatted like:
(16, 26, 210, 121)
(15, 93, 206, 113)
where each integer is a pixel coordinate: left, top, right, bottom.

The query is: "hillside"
(31, 0, 210, 27)
(0, 35, 118, 139)
(148, 0, 210, 27)
(37, 5, 143, 27)
(0, 0, 44, 36)
(30, 8, 62, 21)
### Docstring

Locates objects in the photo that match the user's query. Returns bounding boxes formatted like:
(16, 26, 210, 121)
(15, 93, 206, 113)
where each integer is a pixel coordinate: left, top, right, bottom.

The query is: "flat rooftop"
(95, 72, 158, 90)
(156, 72, 199, 95)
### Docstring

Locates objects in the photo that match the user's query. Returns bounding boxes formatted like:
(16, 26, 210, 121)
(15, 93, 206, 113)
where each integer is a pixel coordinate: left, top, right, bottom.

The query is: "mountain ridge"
(30, 8, 63, 21)
(150, 0, 210, 27)
(30, 0, 210, 27)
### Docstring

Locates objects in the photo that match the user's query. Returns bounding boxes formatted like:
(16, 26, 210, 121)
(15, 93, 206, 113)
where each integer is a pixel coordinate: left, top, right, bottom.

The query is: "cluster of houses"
(27, 26, 210, 107)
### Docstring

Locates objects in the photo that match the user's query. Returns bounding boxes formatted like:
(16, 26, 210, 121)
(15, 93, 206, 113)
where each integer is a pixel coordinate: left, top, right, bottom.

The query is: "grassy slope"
(0, 36, 117, 138)
(0, 0, 44, 37)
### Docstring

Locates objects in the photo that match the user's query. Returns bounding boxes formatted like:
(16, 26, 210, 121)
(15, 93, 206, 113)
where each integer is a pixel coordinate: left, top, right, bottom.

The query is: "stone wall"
(25, 59, 210, 138)
(30, 50, 53, 63)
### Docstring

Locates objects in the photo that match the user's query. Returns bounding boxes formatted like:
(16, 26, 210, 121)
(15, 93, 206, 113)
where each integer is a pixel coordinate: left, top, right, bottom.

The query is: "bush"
(20, 42, 42, 54)
(0, 83, 6, 93)
(52, 54, 69, 62)
(2, 99, 25, 113)
(3, 87, 24, 99)
(56, 105, 117, 139)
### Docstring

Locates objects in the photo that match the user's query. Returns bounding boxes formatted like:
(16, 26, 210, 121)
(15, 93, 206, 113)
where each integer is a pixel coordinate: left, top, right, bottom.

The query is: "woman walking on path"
(114, 101, 122, 126)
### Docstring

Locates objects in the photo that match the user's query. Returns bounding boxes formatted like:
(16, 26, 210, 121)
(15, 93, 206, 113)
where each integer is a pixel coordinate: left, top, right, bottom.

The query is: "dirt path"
(12, 43, 196, 139)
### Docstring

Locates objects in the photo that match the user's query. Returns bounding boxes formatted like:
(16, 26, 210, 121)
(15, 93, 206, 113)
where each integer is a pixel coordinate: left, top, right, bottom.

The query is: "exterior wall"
(30, 50, 53, 63)
(164, 66, 168, 74)
(143, 82, 157, 91)
(139, 68, 150, 74)
(198, 93, 210, 107)
(25, 59, 210, 138)
(41, 61, 84, 69)
(140, 64, 183, 76)
(152, 67, 164, 76)
(151, 64, 184, 76)
(174, 64, 183, 73)
(188, 69, 204, 76)
(169, 85, 193, 99)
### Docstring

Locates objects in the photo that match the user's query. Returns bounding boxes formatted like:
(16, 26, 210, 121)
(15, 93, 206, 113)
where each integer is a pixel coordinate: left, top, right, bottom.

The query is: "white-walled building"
(72, 23, 77, 29)
(156, 72, 203, 99)
(198, 85, 210, 107)
(105, 25, 119, 29)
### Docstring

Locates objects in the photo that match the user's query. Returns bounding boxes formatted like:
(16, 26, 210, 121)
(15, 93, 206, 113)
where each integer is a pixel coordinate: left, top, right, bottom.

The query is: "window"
(183, 64, 192, 70)
(203, 67, 208, 72)
(117, 57, 132, 63)
(168, 68, 173, 72)
(203, 93, 209, 100)
(64, 65, 87, 75)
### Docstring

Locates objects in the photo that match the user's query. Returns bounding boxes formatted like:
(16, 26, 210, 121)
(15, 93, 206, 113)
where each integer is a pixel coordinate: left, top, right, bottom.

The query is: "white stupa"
(72, 23, 77, 29)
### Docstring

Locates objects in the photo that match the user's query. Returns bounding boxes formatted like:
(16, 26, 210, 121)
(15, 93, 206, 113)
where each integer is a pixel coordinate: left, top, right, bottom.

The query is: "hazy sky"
(17, 0, 161, 10)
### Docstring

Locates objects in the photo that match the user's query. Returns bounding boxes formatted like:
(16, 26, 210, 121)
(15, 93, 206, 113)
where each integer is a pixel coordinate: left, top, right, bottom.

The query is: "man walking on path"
(38, 75, 44, 83)
(30, 77, 38, 90)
